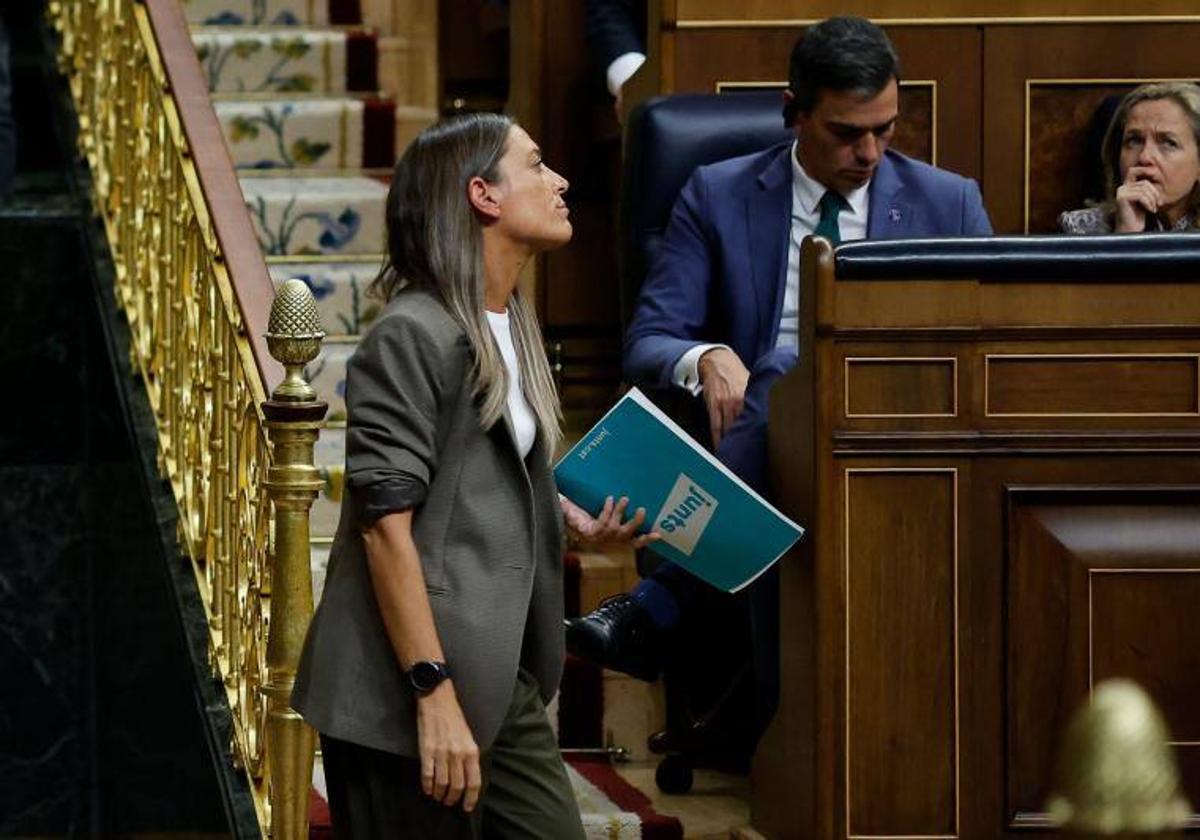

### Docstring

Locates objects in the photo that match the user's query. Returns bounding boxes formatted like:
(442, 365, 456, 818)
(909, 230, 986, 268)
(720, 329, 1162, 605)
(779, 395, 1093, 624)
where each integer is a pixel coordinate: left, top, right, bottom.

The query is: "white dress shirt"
(606, 52, 646, 97)
(671, 141, 870, 393)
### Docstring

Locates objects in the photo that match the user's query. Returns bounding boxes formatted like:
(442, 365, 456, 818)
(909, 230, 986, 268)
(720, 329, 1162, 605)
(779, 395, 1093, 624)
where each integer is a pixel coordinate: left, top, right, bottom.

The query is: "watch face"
(410, 661, 443, 693)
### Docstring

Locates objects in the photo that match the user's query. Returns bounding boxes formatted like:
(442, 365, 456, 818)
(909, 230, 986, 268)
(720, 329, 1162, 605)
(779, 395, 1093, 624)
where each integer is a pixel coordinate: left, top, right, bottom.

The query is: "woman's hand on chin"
(1114, 167, 1162, 232)
(560, 495, 662, 550)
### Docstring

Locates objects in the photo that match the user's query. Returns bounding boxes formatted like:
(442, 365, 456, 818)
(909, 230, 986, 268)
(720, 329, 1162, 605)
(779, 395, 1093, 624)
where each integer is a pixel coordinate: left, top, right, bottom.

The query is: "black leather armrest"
(834, 234, 1200, 280)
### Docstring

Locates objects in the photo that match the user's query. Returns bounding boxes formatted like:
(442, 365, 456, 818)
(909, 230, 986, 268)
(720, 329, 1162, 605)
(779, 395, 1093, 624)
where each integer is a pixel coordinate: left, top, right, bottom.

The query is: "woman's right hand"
(416, 681, 482, 811)
(1114, 166, 1163, 232)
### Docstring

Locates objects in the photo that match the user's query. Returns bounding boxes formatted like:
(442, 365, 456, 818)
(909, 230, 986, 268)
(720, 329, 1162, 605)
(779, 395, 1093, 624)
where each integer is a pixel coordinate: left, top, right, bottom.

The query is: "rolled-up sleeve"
(344, 315, 453, 527)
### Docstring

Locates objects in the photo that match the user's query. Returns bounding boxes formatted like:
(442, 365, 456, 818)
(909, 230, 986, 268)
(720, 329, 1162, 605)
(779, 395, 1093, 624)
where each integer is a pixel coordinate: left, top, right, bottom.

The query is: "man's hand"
(417, 681, 482, 812)
(698, 347, 749, 448)
(1114, 166, 1163, 232)
(561, 495, 661, 550)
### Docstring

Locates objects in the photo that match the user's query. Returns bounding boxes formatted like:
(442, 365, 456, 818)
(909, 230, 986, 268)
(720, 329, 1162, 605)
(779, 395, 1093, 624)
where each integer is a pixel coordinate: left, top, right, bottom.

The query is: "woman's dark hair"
(784, 16, 901, 126)
(368, 111, 563, 455)
(371, 111, 511, 302)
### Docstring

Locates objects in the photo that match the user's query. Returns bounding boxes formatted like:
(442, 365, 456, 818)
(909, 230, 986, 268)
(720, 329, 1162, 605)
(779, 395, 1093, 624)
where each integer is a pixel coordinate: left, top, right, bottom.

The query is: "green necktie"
(813, 190, 850, 246)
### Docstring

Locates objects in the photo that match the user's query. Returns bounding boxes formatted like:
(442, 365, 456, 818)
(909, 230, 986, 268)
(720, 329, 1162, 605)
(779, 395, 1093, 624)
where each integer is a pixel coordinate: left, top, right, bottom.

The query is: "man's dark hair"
(784, 16, 900, 126)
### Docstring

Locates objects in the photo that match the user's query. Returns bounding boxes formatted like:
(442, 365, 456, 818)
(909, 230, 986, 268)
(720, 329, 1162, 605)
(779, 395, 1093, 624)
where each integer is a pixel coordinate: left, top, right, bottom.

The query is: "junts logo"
(653, 474, 719, 556)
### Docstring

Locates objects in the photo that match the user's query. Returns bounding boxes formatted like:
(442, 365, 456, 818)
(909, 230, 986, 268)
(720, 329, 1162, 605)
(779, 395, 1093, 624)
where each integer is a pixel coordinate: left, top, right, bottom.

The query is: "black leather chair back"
(835, 233, 1200, 279)
(619, 91, 793, 328)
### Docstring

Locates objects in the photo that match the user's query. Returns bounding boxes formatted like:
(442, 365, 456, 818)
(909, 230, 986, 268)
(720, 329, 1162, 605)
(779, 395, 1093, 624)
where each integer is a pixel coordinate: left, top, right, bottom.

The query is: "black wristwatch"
(407, 660, 451, 696)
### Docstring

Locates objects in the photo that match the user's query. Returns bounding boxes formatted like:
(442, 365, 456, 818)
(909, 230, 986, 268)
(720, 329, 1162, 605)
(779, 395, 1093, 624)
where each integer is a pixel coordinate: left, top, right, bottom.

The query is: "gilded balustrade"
(48, 1, 320, 835)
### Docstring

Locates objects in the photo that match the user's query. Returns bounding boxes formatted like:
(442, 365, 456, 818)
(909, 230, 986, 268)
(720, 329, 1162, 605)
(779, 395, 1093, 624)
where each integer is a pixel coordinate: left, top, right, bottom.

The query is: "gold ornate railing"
(49, 1, 320, 835)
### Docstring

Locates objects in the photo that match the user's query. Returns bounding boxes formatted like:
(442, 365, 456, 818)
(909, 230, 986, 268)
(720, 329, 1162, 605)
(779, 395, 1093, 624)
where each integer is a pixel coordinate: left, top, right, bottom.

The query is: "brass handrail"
(49, 1, 318, 835)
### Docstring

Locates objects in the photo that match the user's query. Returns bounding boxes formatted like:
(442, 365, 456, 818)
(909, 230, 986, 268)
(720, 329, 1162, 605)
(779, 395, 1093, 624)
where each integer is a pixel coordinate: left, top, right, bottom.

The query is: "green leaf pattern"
(198, 33, 320, 93)
(290, 139, 332, 166)
(229, 115, 261, 142)
(225, 105, 333, 169)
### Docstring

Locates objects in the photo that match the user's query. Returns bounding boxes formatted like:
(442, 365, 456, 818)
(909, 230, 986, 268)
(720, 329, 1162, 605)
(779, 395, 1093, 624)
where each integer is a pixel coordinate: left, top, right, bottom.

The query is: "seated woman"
(1060, 81, 1200, 234)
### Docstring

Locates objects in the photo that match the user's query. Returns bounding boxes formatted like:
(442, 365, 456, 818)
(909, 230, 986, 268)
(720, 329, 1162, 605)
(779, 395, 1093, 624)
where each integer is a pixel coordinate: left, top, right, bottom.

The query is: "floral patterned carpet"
(183, 0, 393, 591)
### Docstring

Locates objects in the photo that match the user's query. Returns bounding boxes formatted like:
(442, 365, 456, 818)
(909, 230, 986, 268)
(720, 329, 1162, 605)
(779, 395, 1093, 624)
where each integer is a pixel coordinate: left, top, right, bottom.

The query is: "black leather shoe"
(565, 594, 662, 681)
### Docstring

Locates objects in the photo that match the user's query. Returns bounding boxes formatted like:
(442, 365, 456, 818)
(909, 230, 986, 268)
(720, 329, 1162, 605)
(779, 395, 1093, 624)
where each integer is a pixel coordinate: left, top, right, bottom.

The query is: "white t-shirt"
(486, 309, 537, 459)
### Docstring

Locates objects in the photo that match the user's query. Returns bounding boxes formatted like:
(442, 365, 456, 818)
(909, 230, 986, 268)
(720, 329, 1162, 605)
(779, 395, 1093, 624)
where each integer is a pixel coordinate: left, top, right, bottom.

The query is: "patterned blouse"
(1058, 205, 1199, 234)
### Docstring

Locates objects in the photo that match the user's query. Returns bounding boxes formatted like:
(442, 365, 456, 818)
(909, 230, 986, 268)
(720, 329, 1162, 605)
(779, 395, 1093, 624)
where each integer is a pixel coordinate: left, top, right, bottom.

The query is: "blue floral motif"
(201, 2, 302, 26)
(316, 208, 361, 252)
(294, 273, 336, 301)
(249, 198, 363, 256)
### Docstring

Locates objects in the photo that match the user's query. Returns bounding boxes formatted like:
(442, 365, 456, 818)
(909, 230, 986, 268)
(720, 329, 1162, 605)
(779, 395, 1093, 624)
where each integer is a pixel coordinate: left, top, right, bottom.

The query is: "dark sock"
(630, 578, 681, 630)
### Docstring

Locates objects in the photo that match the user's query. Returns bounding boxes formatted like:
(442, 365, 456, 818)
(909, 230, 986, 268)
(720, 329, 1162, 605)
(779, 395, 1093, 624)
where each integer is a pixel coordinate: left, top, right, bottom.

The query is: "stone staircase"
(183, 0, 418, 609)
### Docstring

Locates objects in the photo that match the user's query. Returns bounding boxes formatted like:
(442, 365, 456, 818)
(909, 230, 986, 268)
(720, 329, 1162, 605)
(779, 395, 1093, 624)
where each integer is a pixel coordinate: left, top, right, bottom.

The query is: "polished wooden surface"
(846, 469, 958, 837)
(845, 358, 956, 417)
(981, 23, 1200, 232)
(671, 0, 1200, 22)
(637, 10, 1200, 234)
(761, 238, 1200, 838)
(1006, 491, 1200, 827)
(509, 0, 626, 418)
(668, 27, 978, 178)
(985, 355, 1200, 416)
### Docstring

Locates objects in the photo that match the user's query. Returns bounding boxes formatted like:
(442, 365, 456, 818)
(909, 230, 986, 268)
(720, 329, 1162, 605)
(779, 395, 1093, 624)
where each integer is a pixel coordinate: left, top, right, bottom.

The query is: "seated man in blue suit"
(566, 16, 993, 730)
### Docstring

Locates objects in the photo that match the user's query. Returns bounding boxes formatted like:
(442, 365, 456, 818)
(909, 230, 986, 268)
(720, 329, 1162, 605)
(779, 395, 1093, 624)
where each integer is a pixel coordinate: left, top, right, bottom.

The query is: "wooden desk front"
(760, 240, 1200, 839)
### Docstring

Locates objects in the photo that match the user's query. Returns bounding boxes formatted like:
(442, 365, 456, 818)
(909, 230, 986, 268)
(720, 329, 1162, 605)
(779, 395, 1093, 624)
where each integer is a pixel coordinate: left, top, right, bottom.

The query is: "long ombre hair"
(370, 113, 562, 457)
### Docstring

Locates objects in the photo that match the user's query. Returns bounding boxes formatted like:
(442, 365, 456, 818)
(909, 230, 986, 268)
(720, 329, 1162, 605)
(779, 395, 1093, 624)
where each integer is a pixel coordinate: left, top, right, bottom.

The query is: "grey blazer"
(292, 289, 565, 757)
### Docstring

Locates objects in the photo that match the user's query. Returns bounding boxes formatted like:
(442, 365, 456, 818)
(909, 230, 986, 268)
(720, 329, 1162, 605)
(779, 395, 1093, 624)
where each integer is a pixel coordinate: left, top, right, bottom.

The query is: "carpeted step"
(312, 426, 344, 539)
(310, 539, 331, 603)
(241, 174, 388, 256)
(183, 0, 363, 26)
(184, 0, 328, 26)
(193, 27, 378, 94)
(270, 259, 384, 336)
(215, 96, 395, 170)
(307, 751, 685, 839)
(566, 757, 684, 839)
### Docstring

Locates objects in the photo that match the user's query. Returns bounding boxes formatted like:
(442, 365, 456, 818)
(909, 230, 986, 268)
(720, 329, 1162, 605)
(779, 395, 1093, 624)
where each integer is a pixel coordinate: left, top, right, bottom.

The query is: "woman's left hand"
(560, 495, 661, 550)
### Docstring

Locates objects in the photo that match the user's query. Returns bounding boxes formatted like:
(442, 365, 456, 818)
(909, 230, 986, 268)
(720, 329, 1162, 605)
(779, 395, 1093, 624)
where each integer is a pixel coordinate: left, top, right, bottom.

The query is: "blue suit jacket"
(624, 143, 993, 388)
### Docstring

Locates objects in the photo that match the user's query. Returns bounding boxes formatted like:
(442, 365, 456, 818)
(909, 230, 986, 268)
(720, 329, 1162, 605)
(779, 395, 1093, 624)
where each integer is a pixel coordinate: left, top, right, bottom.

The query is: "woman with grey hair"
(292, 112, 657, 838)
(1060, 82, 1200, 234)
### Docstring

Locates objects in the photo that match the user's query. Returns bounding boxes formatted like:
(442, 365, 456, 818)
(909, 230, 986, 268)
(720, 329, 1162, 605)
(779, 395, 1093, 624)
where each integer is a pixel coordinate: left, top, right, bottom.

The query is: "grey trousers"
(320, 670, 585, 839)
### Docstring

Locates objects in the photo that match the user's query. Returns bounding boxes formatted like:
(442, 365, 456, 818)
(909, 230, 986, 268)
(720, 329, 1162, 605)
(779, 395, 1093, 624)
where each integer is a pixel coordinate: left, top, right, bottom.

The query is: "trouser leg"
(748, 562, 781, 736)
(320, 733, 484, 840)
(481, 670, 585, 840)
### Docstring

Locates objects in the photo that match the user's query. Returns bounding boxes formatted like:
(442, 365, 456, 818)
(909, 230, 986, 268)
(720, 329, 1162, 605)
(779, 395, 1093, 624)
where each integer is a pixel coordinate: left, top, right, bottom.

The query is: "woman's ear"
(467, 175, 502, 220)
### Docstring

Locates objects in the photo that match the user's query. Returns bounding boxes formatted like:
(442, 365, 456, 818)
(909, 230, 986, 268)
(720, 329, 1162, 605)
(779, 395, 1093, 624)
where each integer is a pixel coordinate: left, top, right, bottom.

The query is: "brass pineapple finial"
(265, 278, 325, 402)
(1047, 679, 1191, 835)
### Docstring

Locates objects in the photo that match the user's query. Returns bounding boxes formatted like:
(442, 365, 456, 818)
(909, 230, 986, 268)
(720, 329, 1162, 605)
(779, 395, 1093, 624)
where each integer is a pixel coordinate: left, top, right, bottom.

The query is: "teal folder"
(554, 388, 804, 593)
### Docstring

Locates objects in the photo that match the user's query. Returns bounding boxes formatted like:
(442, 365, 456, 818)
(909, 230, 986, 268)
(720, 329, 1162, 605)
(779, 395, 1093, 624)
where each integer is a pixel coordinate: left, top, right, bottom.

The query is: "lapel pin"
(888, 208, 902, 222)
